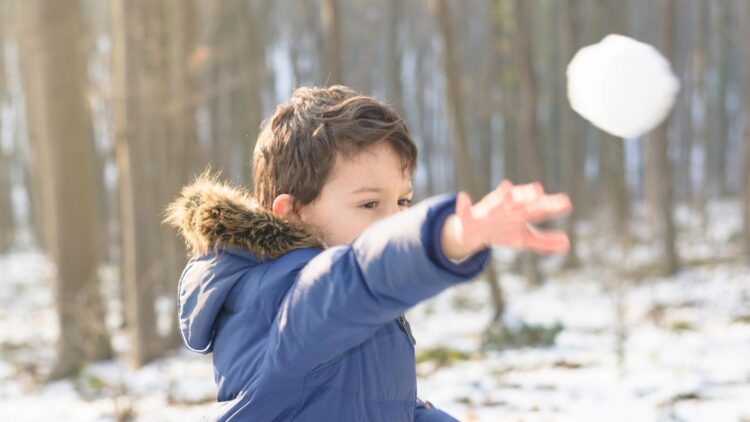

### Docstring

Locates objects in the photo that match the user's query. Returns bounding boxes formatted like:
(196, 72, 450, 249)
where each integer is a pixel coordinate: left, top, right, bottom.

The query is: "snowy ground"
(409, 262, 750, 421)
(1, 201, 749, 421)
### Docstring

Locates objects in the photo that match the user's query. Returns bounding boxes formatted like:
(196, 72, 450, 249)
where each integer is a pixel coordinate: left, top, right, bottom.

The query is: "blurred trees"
(560, 0, 583, 268)
(2, 0, 750, 375)
(645, 0, 679, 275)
(593, 0, 630, 237)
(15, 0, 112, 379)
(111, 0, 203, 367)
(111, 0, 170, 368)
(0, 2, 13, 253)
(321, 0, 343, 84)
(650, 0, 679, 275)
(436, 0, 504, 320)
(743, 0, 750, 262)
(512, 0, 544, 286)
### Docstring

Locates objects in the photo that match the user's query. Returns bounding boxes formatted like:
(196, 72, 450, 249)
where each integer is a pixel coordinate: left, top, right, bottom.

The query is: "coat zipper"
(397, 314, 416, 346)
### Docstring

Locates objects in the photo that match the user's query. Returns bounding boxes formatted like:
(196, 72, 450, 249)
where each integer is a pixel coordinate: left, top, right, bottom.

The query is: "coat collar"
(164, 173, 325, 260)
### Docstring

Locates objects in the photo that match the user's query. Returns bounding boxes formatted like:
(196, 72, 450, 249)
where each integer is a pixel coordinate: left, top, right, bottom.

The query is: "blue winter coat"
(167, 180, 490, 421)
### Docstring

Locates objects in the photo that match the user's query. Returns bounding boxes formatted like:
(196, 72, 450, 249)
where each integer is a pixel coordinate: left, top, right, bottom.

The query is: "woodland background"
(1, 0, 750, 420)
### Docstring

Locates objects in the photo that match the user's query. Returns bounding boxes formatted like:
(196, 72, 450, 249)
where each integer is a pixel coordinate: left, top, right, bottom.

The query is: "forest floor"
(1, 200, 749, 421)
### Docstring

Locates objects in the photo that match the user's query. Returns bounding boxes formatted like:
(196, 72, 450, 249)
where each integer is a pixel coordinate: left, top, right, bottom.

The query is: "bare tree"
(436, 0, 479, 197)
(111, 0, 164, 367)
(689, 0, 710, 228)
(16, 0, 112, 379)
(159, 0, 200, 349)
(674, 1, 694, 204)
(712, 1, 731, 198)
(0, 3, 14, 252)
(649, 0, 679, 275)
(386, 0, 404, 114)
(436, 0, 505, 319)
(512, 0, 543, 285)
(594, 0, 630, 237)
(742, 0, 750, 262)
(561, 0, 584, 268)
(321, 0, 344, 85)
(204, 0, 268, 184)
(498, 0, 518, 186)
(237, 0, 269, 183)
(413, 26, 437, 197)
(0, 149, 11, 252)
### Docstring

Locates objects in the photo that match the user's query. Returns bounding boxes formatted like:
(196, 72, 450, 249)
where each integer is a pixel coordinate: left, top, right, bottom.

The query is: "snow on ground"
(1, 201, 749, 421)
(409, 262, 750, 421)
(0, 251, 217, 421)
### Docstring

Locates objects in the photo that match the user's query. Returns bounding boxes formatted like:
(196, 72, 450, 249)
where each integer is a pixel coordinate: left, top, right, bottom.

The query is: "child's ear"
(272, 194, 295, 220)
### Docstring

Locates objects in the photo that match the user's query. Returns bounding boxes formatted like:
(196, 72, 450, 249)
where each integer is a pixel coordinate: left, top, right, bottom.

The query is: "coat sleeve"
(414, 398, 460, 422)
(265, 193, 490, 374)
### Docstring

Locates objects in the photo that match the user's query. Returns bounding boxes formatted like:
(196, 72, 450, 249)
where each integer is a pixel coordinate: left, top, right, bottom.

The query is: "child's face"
(297, 142, 413, 246)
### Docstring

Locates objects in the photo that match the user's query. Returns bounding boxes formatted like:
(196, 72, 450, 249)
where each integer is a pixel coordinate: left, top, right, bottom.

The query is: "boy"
(166, 85, 571, 421)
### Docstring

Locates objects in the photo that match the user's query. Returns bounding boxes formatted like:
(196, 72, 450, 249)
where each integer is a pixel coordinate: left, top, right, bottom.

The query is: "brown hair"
(253, 85, 417, 211)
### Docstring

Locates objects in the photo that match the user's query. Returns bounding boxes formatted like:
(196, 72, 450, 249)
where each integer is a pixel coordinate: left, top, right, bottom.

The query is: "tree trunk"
(386, 0, 404, 115)
(417, 47, 437, 197)
(0, 7, 13, 253)
(561, 0, 582, 268)
(157, 0, 199, 350)
(512, 0, 542, 286)
(436, 0, 480, 197)
(16, 5, 52, 253)
(289, 0, 320, 85)
(714, 1, 731, 198)
(592, 0, 629, 237)
(651, 0, 679, 276)
(208, 1, 235, 177)
(741, 0, 750, 262)
(694, 0, 709, 228)
(478, 0, 507, 321)
(676, 2, 694, 203)
(437, 0, 504, 318)
(0, 149, 12, 252)
(499, 0, 519, 271)
(16, 0, 112, 379)
(111, 0, 163, 368)
(320, 0, 343, 85)
(238, 0, 268, 184)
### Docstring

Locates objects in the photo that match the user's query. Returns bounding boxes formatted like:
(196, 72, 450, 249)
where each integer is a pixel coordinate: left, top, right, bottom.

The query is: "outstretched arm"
(267, 194, 490, 374)
(267, 182, 572, 375)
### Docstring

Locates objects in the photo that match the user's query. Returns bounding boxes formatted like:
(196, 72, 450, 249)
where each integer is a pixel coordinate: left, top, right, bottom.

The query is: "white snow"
(567, 34, 680, 139)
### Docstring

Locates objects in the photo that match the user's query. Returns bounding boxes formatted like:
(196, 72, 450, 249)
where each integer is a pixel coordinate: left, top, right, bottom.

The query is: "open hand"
(441, 181, 572, 260)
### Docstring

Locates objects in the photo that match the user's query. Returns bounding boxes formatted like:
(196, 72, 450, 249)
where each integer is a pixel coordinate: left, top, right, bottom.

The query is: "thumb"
(456, 191, 474, 222)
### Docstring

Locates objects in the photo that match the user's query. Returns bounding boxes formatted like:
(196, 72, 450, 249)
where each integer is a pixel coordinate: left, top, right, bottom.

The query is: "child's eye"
(398, 199, 412, 207)
(361, 201, 379, 209)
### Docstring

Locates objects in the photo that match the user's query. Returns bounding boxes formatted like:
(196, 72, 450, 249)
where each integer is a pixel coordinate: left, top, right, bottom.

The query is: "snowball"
(566, 34, 680, 139)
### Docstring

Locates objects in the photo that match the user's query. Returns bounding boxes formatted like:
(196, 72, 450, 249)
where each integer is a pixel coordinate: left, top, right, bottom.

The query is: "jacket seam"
(289, 373, 310, 421)
(255, 261, 279, 324)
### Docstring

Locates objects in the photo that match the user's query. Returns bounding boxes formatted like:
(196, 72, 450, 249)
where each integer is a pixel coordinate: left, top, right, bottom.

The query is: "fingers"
(523, 226, 570, 255)
(524, 193, 573, 223)
(530, 182, 544, 197)
(495, 180, 514, 196)
(478, 180, 571, 255)
(490, 180, 514, 207)
(511, 182, 545, 203)
(474, 181, 513, 220)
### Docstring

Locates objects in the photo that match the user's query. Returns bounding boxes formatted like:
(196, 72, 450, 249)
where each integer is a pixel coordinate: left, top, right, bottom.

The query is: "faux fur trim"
(164, 172, 325, 260)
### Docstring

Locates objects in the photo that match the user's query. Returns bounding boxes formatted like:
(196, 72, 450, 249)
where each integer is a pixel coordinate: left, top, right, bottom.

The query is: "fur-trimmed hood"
(164, 173, 325, 260)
